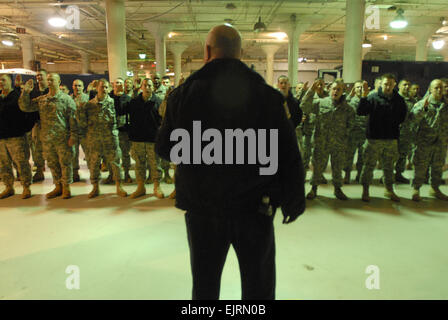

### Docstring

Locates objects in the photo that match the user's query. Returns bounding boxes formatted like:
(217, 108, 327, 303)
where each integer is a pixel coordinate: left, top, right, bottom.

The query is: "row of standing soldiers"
(0, 71, 175, 200)
(280, 74, 448, 202)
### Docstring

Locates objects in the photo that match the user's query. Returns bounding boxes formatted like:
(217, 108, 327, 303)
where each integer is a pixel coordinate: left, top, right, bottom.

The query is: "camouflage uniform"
(72, 92, 90, 170)
(395, 94, 416, 174)
(130, 142, 160, 183)
(78, 95, 123, 184)
(412, 97, 448, 189)
(344, 96, 368, 175)
(301, 91, 355, 187)
(19, 91, 77, 185)
(361, 139, 398, 185)
(153, 85, 170, 177)
(29, 88, 48, 171)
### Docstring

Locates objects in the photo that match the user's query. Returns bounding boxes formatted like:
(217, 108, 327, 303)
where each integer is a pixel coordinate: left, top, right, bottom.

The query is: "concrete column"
(285, 22, 310, 87)
(20, 35, 34, 70)
(261, 44, 281, 86)
(169, 43, 188, 86)
(409, 25, 440, 61)
(105, 0, 128, 81)
(342, 0, 366, 83)
(145, 22, 173, 76)
(79, 51, 90, 74)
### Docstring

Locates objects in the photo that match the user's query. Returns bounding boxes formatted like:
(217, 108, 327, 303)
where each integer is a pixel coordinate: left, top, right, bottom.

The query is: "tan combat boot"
(334, 187, 349, 200)
(153, 181, 165, 199)
(429, 187, 448, 201)
(412, 188, 421, 202)
(46, 183, 62, 199)
(384, 185, 400, 202)
(88, 183, 99, 198)
(0, 183, 14, 199)
(362, 185, 370, 202)
(168, 189, 176, 199)
(21, 185, 31, 199)
(62, 184, 71, 199)
(130, 181, 146, 199)
(116, 181, 127, 197)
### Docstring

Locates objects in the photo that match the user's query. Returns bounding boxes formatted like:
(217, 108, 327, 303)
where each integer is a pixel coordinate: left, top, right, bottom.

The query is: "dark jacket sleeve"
(357, 96, 372, 115)
(287, 94, 302, 128)
(396, 96, 408, 125)
(274, 93, 306, 223)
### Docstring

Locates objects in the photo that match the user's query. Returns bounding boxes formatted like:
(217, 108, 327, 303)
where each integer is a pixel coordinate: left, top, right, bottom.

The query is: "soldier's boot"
(116, 181, 127, 197)
(103, 174, 114, 185)
(100, 162, 107, 172)
(412, 188, 422, 202)
(429, 187, 448, 201)
(46, 183, 62, 199)
(384, 185, 400, 202)
(62, 184, 71, 199)
(362, 185, 370, 202)
(153, 181, 165, 199)
(130, 182, 146, 199)
(318, 174, 327, 184)
(73, 170, 80, 182)
(395, 172, 410, 184)
(21, 186, 31, 199)
(306, 186, 318, 200)
(355, 171, 361, 183)
(0, 183, 15, 199)
(32, 168, 44, 183)
(163, 170, 174, 184)
(168, 189, 176, 199)
(334, 187, 349, 200)
(124, 171, 133, 184)
(343, 170, 351, 184)
(88, 183, 99, 199)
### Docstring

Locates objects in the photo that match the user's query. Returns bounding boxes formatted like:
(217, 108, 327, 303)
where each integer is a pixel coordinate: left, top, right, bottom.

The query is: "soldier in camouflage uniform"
(344, 80, 368, 184)
(411, 79, 448, 201)
(0, 74, 33, 199)
(71, 79, 90, 182)
(19, 73, 77, 199)
(394, 79, 415, 184)
(78, 79, 127, 198)
(152, 72, 173, 184)
(301, 79, 355, 200)
(117, 78, 165, 199)
(357, 74, 407, 202)
(406, 83, 421, 170)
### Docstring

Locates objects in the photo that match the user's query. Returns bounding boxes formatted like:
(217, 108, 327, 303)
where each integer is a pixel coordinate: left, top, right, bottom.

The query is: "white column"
(285, 22, 310, 87)
(145, 22, 173, 76)
(105, 0, 128, 81)
(79, 51, 90, 74)
(20, 35, 34, 70)
(342, 0, 366, 83)
(169, 43, 188, 86)
(261, 44, 281, 86)
(409, 25, 440, 62)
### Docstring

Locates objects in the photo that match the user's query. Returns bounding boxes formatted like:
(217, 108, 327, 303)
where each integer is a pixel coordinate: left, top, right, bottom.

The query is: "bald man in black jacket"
(156, 25, 305, 300)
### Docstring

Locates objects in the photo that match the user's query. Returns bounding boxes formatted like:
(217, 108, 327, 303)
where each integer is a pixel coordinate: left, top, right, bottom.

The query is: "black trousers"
(185, 210, 276, 300)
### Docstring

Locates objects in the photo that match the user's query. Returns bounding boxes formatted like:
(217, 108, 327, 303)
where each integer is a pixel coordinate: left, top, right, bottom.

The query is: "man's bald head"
(204, 25, 242, 63)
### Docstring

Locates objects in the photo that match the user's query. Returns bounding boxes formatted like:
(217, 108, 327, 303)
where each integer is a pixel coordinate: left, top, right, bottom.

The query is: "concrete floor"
(0, 163, 447, 300)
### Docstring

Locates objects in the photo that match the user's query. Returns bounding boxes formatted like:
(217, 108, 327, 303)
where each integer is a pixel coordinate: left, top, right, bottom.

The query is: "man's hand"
(23, 79, 34, 94)
(361, 81, 370, 98)
(310, 80, 321, 93)
(302, 81, 309, 92)
(349, 85, 356, 98)
(68, 138, 75, 147)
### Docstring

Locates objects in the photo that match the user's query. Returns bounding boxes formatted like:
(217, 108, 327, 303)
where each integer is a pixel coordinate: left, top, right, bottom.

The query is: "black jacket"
(118, 93, 162, 142)
(155, 58, 305, 223)
(0, 89, 36, 139)
(357, 88, 407, 139)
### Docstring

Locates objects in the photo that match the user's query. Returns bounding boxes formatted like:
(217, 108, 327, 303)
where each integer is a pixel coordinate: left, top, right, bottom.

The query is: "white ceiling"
(1, 0, 448, 69)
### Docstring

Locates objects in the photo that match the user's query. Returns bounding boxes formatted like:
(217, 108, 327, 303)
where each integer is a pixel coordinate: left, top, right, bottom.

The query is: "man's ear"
(204, 45, 212, 63)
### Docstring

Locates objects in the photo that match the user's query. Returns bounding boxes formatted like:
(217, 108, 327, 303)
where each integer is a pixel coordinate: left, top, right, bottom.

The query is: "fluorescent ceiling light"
(432, 39, 445, 50)
(139, 53, 146, 59)
(390, 9, 408, 29)
(2, 40, 14, 46)
(362, 37, 372, 48)
(48, 17, 67, 27)
(269, 32, 287, 40)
